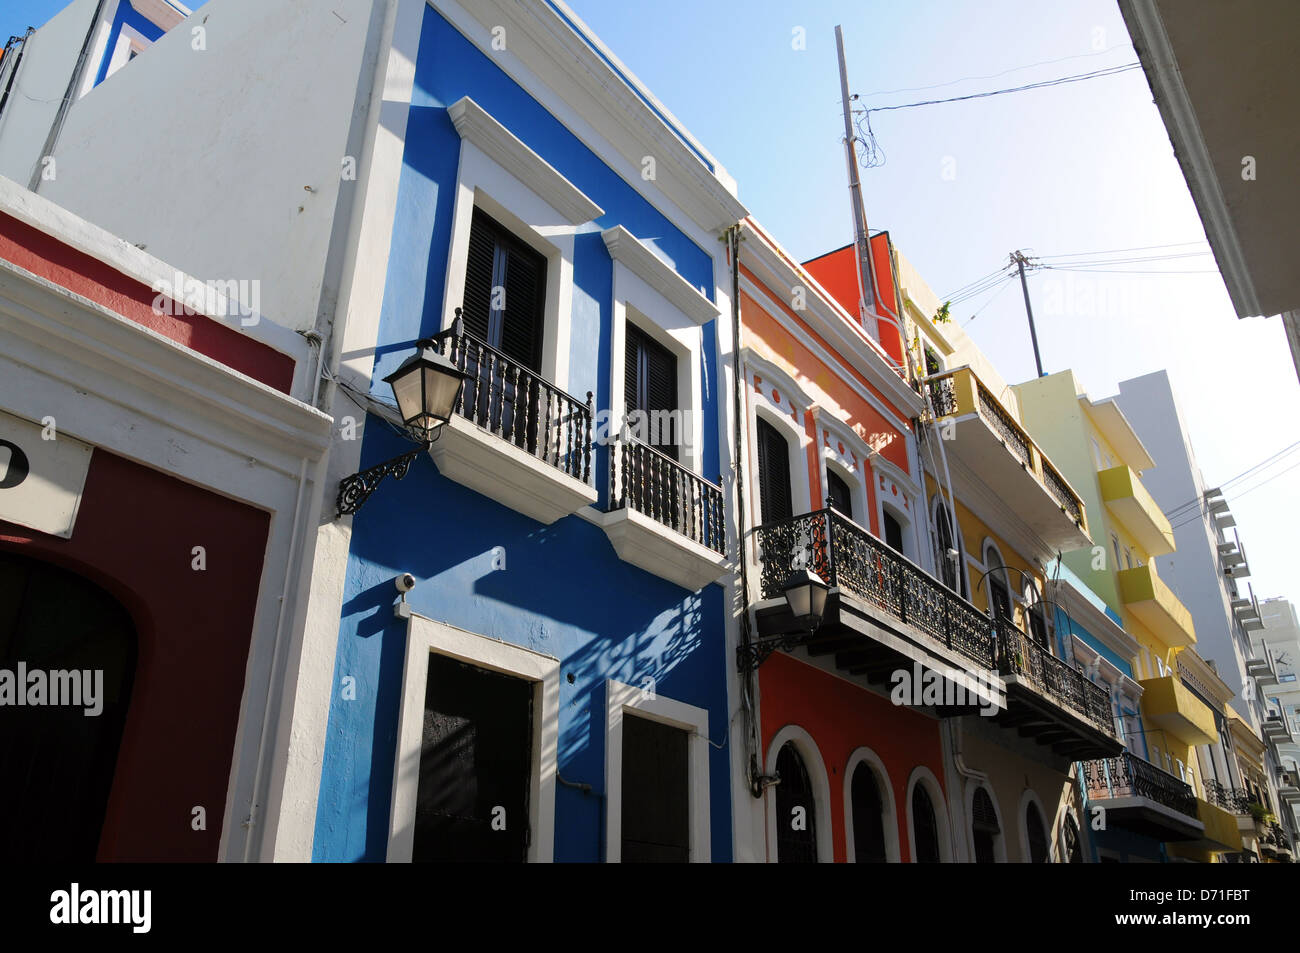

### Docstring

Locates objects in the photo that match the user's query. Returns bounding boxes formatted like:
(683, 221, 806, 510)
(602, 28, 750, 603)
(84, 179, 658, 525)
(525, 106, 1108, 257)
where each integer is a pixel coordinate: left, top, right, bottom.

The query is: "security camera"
(395, 572, 416, 593)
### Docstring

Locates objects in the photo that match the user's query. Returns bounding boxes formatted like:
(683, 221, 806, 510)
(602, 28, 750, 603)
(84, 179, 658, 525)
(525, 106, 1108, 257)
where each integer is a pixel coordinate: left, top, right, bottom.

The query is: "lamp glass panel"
(786, 583, 811, 620)
(424, 364, 463, 421)
(389, 364, 425, 427)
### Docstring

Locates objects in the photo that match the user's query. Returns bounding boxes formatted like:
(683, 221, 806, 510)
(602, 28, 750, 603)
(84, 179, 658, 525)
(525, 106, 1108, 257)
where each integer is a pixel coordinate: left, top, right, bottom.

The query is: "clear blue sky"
(6, 1, 1296, 606)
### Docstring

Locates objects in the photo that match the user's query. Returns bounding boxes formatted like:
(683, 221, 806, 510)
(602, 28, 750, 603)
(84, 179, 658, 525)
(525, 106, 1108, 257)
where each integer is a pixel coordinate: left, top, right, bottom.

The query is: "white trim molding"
(602, 226, 719, 326)
(388, 614, 559, 863)
(447, 96, 604, 226)
(603, 679, 711, 863)
(964, 779, 1008, 863)
(843, 747, 901, 863)
(1017, 788, 1054, 864)
(764, 724, 834, 863)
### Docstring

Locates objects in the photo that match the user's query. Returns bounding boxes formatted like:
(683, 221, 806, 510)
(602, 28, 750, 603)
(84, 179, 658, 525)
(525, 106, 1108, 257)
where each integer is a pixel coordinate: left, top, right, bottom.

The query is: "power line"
(1038, 241, 1209, 259)
(1159, 441, 1300, 524)
(1169, 458, 1300, 532)
(860, 44, 1134, 99)
(962, 277, 1016, 327)
(857, 63, 1141, 115)
(1039, 266, 1220, 276)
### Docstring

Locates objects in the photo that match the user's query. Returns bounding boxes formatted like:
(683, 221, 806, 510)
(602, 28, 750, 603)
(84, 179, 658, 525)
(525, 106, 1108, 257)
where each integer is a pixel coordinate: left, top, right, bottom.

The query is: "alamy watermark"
(889, 662, 998, 716)
(151, 271, 260, 326)
(0, 663, 103, 716)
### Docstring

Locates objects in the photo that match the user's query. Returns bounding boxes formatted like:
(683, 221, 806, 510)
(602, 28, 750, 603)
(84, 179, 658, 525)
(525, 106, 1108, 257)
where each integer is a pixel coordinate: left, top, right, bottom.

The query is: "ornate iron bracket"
(737, 633, 811, 672)
(336, 442, 429, 517)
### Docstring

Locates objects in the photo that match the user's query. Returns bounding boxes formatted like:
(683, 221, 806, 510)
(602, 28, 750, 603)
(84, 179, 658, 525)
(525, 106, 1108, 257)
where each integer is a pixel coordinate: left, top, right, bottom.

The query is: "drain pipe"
(942, 717, 988, 863)
(30, 0, 108, 192)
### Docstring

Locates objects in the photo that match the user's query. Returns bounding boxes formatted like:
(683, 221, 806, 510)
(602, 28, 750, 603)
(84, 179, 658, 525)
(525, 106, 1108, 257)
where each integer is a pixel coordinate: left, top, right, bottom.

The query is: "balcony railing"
(1083, 752, 1198, 818)
(1041, 458, 1083, 525)
(609, 434, 725, 554)
(927, 374, 959, 417)
(975, 379, 1031, 466)
(997, 623, 1115, 735)
(1204, 779, 1251, 814)
(435, 319, 593, 485)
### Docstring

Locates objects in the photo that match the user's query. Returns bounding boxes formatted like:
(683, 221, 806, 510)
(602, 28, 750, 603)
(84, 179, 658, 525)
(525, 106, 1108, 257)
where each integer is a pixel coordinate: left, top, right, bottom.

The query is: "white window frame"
(930, 493, 969, 597)
(609, 283, 705, 477)
(388, 614, 560, 863)
(869, 452, 923, 563)
(843, 747, 901, 863)
(812, 407, 870, 522)
(965, 779, 1007, 863)
(603, 678, 711, 863)
(765, 725, 833, 863)
(1018, 788, 1055, 863)
(905, 766, 952, 863)
(441, 100, 605, 397)
(744, 350, 813, 529)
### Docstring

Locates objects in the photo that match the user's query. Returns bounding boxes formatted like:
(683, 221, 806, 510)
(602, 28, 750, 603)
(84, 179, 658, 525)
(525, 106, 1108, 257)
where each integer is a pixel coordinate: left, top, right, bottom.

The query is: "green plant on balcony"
(933, 301, 952, 325)
(1247, 802, 1275, 825)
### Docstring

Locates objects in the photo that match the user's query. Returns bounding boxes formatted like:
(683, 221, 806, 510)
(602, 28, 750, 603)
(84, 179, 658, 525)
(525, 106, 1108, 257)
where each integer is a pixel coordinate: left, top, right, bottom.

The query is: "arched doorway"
(0, 550, 136, 862)
(850, 762, 888, 862)
(775, 742, 818, 863)
(911, 783, 942, 863)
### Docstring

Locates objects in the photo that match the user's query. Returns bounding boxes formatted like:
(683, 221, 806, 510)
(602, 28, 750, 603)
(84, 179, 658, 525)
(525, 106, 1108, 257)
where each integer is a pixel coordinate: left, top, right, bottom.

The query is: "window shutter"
(462, 211, 496, 344)
(460, 209, 545, 372)
(625, 324, 679, 458)
(500, 244, 543, 370)
(826, 469, 853, 519)
(756, 418, 792, 524)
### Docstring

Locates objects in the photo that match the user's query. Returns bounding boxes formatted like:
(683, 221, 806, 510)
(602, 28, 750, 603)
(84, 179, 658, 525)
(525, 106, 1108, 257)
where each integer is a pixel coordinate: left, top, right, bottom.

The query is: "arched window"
(984, 543, 1013, 624)
(932, 499, 966, 597)
(826, 468, 853, 519)
(971, 787, 1000, 863)
(1025, 801, 1050, 863)
(0, 551, 137, 862)
(1062, 814, 1082, 863)
(911, 784, 941, 863)
(756, 417, 793, 525)
(775, 743, 817, 863)
(850, 763, 888, 863)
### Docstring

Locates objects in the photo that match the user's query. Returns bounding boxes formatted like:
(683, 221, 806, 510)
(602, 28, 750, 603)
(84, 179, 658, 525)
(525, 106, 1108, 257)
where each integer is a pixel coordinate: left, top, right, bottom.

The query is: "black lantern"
(383, 342, 468, 439)
(782, 568, 828, 634)
(336, 338, 468, 517)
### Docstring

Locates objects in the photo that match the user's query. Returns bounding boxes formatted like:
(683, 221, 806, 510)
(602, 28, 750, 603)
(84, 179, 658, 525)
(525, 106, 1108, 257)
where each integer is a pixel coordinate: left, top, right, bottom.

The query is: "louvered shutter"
(460, 209, 544, 372)
(827, 469, 853, 519)
(625, 325, 679, 459)
(462, 210, 496, 344)
(756, 418, 792, 524)
(499, 244, 543, 370)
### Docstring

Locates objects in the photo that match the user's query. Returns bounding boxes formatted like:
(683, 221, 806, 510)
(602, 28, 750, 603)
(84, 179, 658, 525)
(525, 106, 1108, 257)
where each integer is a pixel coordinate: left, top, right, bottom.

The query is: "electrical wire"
(1169, 459, 1300, 532)
(961, 277, 1016, 327)
(1156, 441, 1300, 527)
(859, 63, 1141, 115)
(1037, 241, 1208, 260)
(859, 43, 1134, 99)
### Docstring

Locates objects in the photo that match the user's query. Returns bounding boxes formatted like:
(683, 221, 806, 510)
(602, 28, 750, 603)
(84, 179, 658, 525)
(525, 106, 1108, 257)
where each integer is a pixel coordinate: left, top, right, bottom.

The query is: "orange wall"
(801, 234, 906, 366)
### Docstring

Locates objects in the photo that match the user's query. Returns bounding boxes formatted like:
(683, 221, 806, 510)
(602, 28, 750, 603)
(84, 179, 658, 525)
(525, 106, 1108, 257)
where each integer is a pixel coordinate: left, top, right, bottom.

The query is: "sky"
(3, 1, 1295, 605)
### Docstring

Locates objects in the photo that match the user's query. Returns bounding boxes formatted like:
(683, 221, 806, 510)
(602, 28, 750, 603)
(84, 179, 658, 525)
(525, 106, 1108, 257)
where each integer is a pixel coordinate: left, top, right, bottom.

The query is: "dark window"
(1063, 815, 1082, 863)
(933, 500, 966, 597)
(850, 763, 888, 863)
(0, 552, 136, 863)
(625, 323, 679, 459)
(775, 743, 817, 863)
(413, 653, 533, 862)
(620, 714, 690, 863)
(883, 508, 904, 553)
(971, 788, 999, 863)
(924, 346, 940, 376)
(986, 552, 1013, 623)
(1027, 604, 1049, 649)
(462, 207, 546, 371)
(757, 418, 793, 525)
(912, 784, 941, 863)
(1026, 802, 1050, 863)
(826, 469, 853, 518)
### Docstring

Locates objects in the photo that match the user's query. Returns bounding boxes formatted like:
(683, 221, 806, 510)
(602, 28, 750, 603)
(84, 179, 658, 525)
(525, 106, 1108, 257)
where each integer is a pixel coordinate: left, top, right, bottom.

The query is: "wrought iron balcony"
(922, 367, 1089, 550)
(754, 507, 995, 669)
(609, 434, 725, 555)
(1083, 752, 1201, 836)
(996, 623, 1115, 737)
(1204, 779, 1251, 814)
(435, 322, 593, 486)
(750, 508, 1120, 755)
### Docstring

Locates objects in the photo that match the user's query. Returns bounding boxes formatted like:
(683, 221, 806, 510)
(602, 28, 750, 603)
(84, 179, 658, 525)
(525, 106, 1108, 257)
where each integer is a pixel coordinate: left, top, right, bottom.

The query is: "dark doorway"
(413, 653, 534, 862)
(620, 714, 690, 862)
(775, 742, 817, 862)
(971, 787, 999, 863)
(756, 418, 793, 525)
(0, 551, 136, 863)
(1026, 802, 1050, 862)
(883, 508, 905, 554)
(850, 762, 888, 862)
(911, 784, 941, 863)
(826, 469, 853, 518)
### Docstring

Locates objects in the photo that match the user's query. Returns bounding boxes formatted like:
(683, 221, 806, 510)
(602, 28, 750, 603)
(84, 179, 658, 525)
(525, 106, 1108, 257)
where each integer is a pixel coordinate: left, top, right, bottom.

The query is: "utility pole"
(1011, 250, 1044, 378)
(835, 26, 879, 327)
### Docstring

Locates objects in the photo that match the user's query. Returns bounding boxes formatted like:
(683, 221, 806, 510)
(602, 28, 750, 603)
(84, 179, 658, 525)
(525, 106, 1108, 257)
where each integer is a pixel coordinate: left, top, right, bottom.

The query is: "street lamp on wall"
(336, 337, 468, 517)
(782, 568, 829, 635)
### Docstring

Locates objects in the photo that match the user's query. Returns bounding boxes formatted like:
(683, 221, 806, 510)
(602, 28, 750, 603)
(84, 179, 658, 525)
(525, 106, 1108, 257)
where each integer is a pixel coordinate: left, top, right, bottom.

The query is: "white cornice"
(741, 346, 814, 411)
(602, 225, 719, 325)
(738, 221, 925, 422)
(0, 260, 332, 470)
(442, 0, 746, 234)
(1118, 0, 1260, 318)
(448, 96, 603, 226)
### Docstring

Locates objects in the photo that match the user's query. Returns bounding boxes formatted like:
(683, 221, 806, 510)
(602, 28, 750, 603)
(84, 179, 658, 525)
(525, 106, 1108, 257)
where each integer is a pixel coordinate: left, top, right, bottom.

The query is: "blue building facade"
(310, 2, 741, 863)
